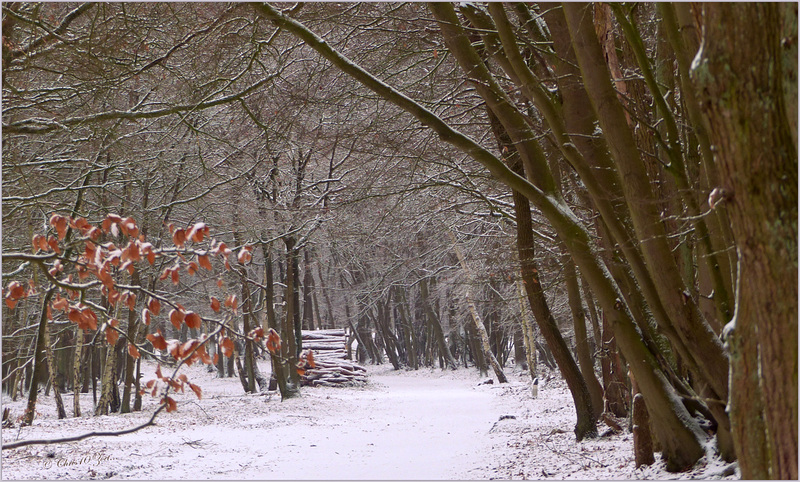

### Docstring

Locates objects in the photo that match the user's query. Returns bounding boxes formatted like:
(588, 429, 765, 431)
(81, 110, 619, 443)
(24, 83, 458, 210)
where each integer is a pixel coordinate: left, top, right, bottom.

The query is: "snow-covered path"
(251, 370, 510, 479)
(1, 363, 518, 480)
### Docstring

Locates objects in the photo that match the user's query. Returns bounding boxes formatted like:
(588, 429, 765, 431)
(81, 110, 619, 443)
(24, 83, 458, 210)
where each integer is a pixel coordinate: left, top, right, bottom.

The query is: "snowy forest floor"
(2, 360, 738, 480)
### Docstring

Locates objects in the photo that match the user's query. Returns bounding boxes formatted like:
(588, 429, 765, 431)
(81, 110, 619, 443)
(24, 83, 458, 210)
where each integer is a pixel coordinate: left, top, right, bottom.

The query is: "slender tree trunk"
(71, 327, 84, 417)
(516, 280, 537, 382)
(43, 310, 66, 419)
(120, 272, 140, 413)
(240, 268, 257, 394)
(95, 338, 122, 416)
(486, 103, 596, 437)
(283, 237, 301, 391)
(561, 245, 605, 420)
(302, 249, 315, 331)
(395, 287, 419, 370)
(23, 288, 55, 425)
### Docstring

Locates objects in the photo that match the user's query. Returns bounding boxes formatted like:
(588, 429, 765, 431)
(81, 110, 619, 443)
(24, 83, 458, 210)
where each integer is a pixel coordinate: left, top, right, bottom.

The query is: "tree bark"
(72, 327, 84, 417)
(561, 245, 605, 422)
(693, 4, 798, 478)
(240, 267, 257, 394)
(43, 310, 66, 419)
(23, 288, 55, 425)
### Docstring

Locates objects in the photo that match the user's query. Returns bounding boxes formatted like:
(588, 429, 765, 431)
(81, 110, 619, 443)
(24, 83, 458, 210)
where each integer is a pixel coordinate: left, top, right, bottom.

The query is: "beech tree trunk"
(561, 246, 605, 421)
(72, 327, 84, 417)
(43, 310, 66, 420)
(23, 288, 54, 426)
(693, 4, 798, 478)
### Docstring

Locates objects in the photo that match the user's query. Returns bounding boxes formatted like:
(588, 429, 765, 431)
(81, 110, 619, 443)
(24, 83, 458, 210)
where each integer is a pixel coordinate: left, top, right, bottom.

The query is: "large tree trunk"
(693, 4, 798, 478)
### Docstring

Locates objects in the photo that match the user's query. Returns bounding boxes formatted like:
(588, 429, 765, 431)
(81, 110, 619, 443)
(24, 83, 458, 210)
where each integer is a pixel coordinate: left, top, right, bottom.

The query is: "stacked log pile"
(300, 329, 368, 387)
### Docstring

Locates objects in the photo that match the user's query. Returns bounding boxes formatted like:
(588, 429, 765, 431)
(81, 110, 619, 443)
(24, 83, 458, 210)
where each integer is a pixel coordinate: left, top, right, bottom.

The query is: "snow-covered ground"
(1, 360, 738, 480)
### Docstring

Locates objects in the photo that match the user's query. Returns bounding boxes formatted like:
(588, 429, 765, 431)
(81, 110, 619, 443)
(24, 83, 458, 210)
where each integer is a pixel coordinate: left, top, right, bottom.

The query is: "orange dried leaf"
(185, 312, 202, 329)
(266, 328, 281, 354)
(126, 292, 137, 311)
(82, 309, 98, 331)
(306, 350, 315, 368)
(148, 298, 161, 316)
(106, 324, 119, 345)
(210, 297, 221, 312)
(163, 396, 177, 413)
(187, 222, 208, 243)
(237, 248, 252, 265)
(50, 214, 68, 240)
(187, 262, 198, 276)
(172, 229, 186, 248)
(249, 326, 265, 342)
(7, 281, 25, 300)
(148, 331, 168, 351)
(52, 295, 69, 312)
(198, 254, 212, 271)
(120, 217, 138, 238)
(170, 268, 180, 285)
(142, 307, 151, 325)
(188, 383, 202, 399)
(68, 307, 83, 324)
(32, 234, 45, 252)
(169, 309, 185, 330)
(220, 337, 234, 357)
(167, 340, 180, 359)
(128, 343, 140, 359)
(47, 236, 61, 254)
(107, 287, 120, 306)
